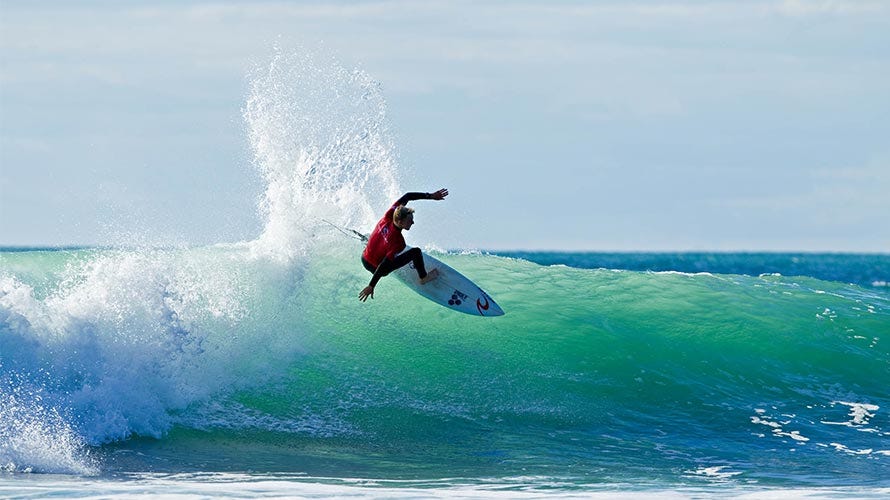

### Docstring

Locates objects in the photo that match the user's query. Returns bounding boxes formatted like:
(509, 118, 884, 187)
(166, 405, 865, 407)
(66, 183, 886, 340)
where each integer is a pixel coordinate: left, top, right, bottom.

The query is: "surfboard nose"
(476, 293, 505, 316)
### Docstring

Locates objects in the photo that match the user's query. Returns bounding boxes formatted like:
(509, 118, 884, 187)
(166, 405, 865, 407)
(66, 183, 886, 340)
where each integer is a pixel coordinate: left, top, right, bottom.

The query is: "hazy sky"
(1, 1, 888, 251)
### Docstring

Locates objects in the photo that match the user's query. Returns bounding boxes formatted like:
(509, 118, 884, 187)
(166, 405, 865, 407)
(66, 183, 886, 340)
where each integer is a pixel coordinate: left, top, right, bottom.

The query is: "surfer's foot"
(419, 268, 439, 285)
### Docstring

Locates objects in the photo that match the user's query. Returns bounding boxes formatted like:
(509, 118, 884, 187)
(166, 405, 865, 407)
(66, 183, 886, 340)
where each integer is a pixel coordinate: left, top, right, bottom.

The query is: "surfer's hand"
(429, 188, 448, 201)
(359, 285, 375, 302)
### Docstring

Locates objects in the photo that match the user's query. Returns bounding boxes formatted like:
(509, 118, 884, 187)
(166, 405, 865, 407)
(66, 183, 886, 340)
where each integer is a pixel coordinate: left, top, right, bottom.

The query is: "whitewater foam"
(0, 388, 98, 475)
(0, 45, 416, 474)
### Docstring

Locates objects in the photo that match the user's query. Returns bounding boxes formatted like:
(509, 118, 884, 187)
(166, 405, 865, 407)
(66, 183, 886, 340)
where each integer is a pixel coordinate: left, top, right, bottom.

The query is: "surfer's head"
(393, 205, 415, 230)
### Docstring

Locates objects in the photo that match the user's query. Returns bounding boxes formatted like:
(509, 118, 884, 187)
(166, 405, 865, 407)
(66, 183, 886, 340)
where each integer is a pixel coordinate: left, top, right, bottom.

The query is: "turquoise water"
(2, 245, 889, 496)
(2, 48, 888, 498)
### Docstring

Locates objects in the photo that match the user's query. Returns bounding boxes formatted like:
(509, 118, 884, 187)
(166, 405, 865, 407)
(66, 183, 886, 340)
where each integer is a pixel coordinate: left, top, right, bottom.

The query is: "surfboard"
(323, 220, 505, 317)
(391, 251, 504, 317)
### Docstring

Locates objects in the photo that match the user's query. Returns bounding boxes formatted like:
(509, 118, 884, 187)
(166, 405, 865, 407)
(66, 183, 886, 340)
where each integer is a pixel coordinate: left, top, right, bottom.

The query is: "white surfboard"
(392, 251, 504, 317)
(323, 220, 504, 317)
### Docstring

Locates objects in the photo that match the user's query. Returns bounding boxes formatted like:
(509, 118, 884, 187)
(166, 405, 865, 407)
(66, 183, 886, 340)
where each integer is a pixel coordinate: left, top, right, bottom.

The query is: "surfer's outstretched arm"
(395, 188, 448, 206)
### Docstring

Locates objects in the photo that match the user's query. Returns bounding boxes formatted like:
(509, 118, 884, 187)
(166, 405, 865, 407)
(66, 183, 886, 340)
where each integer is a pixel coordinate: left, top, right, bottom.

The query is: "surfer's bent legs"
(362, 247, 427, 286)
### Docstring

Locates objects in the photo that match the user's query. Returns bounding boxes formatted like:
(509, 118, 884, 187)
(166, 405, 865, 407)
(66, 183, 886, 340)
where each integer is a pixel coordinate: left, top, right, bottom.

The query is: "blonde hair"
(393, 205, 415, 223)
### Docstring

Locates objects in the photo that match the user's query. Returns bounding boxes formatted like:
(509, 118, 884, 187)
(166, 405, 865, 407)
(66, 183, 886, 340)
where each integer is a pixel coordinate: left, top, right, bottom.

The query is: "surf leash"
(319, 218, 369, 242)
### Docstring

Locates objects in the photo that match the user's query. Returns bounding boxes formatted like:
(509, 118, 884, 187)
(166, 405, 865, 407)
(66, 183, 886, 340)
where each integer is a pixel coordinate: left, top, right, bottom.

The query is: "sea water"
(2, 49, 889, 498)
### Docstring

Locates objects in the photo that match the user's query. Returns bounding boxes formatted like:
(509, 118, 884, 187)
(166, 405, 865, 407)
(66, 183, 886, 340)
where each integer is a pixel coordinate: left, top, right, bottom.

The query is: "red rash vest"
(362, 192, 431, 268)
(362, 203, 406, 268)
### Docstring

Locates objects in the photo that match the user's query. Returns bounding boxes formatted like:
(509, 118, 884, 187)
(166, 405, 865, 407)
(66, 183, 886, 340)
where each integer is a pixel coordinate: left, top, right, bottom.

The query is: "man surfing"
(359, 188, 449, 302)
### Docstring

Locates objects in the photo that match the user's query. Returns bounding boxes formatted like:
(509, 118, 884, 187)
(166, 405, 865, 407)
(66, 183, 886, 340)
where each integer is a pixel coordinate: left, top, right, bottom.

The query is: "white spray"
(0, 46, 403, 473)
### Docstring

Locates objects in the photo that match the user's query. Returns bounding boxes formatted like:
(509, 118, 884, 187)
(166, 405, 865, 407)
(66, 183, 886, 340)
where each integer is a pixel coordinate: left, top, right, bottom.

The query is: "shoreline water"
(3, 472, 890, 499)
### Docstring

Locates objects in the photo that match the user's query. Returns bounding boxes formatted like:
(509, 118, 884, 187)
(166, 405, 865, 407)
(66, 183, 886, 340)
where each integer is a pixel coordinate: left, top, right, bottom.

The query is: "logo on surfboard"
(476, 296, 490, 315)
(449, 290, 468, 306)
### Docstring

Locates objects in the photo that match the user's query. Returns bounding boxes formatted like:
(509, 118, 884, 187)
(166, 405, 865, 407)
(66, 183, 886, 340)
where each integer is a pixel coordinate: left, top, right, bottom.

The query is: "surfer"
(359, 188, 449, 302)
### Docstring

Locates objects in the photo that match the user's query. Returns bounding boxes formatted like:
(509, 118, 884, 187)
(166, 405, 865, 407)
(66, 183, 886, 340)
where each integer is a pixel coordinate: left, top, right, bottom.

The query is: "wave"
(2, 244, 888, 478)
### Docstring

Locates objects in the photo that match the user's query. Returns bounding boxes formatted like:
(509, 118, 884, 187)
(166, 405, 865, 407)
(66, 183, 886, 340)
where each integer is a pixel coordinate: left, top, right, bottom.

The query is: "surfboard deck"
(392, 252, 504, 317)
(322, 219, 504, 316)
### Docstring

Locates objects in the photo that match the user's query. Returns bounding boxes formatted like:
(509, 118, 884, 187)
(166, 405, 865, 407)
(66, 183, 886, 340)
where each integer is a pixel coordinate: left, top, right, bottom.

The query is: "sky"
(1, 0, 888, 251)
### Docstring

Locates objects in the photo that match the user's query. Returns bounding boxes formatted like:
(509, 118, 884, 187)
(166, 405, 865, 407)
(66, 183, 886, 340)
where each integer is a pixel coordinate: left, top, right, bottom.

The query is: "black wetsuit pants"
(362, 247, 427, 287)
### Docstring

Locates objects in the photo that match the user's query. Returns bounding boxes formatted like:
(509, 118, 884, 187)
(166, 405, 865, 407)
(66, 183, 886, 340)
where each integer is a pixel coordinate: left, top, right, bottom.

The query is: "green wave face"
(2, 247, 888, 483)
